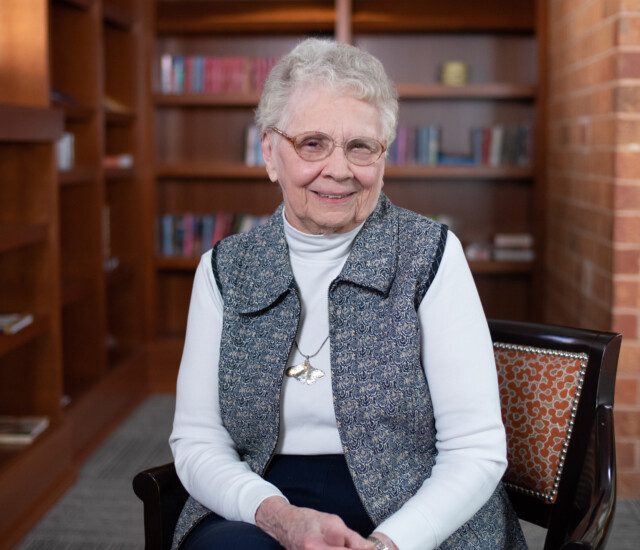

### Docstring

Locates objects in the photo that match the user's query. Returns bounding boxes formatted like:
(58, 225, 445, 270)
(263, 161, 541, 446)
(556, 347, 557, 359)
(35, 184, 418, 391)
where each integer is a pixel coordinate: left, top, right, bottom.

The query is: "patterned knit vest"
(171, 195, 527, 549)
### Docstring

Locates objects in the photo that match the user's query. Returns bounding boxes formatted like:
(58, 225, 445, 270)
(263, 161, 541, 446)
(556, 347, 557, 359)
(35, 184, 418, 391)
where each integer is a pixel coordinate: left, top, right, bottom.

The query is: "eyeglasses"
(269, 127, 386, 167)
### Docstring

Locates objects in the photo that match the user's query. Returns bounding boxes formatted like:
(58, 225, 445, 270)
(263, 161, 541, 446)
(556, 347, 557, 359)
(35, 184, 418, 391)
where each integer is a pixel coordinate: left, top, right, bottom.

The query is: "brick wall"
(545, 0, 640, 497)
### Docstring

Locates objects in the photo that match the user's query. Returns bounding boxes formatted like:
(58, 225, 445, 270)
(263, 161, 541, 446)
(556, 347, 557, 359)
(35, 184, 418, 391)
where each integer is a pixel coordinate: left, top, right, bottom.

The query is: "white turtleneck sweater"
(170, 214, 507, 550)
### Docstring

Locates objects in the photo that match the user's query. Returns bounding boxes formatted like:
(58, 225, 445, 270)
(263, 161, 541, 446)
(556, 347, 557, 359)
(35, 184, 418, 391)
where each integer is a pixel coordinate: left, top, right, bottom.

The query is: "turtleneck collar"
(282, 208, 363, 262)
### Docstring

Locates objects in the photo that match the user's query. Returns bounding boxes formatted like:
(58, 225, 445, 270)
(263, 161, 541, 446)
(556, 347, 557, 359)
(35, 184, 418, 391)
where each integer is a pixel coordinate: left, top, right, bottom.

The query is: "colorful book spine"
(159, 55, 282, 95)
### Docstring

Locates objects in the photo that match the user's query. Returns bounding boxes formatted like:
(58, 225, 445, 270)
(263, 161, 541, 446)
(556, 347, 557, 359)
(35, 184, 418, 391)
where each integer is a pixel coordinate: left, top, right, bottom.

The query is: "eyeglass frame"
(268, 126, 387, 167)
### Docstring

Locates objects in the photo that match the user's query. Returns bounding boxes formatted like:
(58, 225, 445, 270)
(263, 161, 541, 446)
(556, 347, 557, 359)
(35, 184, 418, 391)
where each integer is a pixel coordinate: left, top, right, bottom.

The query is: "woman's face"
(262, 87, 385, 235)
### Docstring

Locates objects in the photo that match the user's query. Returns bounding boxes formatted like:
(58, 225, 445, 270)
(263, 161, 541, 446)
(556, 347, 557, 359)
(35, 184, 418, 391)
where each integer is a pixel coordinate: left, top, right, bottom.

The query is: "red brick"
(614, 278, 640, 307)
(618, 472, 640, 499)
(615, 185, 640, 210)
(617, 15, 640, 45)
(617, 440, 638, 469)
(620, 343, 640, 373)
(616, 151, 640, 180)
(618, 119, 640, 147)
(616, 86, 640, 113)
(592, 86, 616, 114)
(617, 376, 640, 405)
(591, 118, 616, 146)
(614, 215, 640, 243)
(615, 409, 640, 436)
(613, 312, 639, 336)
(613, 247, 640, 273)
(588, 150, 616, 176)
(619, 52, 640, 78)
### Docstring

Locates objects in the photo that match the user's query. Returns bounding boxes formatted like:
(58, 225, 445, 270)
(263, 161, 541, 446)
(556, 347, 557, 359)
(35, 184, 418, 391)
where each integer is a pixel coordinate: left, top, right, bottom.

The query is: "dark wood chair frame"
(133, 319, 622, 550)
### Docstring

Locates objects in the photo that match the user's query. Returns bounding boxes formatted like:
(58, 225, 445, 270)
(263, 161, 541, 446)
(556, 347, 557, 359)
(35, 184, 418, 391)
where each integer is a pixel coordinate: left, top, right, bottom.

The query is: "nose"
(322, 143, 354, 180)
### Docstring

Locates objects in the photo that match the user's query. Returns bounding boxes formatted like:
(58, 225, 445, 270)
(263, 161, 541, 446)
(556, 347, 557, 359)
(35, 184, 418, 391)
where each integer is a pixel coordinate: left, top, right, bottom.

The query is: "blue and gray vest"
(172, 194, 526, 549)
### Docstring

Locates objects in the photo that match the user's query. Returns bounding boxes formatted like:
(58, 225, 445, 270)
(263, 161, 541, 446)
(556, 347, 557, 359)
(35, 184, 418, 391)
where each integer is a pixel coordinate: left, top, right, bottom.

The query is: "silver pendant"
(285, 358, 325, 385)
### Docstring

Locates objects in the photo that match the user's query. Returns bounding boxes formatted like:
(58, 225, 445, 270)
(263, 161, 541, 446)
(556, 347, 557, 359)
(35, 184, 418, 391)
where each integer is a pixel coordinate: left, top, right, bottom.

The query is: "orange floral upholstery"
(494, 343, 588, 503)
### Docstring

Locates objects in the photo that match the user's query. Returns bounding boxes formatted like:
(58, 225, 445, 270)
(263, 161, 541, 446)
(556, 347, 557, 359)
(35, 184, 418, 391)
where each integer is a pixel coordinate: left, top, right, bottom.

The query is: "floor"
(16, 395, 640, 549)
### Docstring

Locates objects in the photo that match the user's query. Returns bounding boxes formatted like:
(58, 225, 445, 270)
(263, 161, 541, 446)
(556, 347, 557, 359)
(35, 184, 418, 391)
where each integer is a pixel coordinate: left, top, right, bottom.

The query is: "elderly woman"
(169, 39, 526, 550)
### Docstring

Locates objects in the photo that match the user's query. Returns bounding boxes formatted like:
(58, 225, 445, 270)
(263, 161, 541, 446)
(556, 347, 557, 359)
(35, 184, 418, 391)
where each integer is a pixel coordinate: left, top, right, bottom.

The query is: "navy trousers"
(180, 455, 375, 550)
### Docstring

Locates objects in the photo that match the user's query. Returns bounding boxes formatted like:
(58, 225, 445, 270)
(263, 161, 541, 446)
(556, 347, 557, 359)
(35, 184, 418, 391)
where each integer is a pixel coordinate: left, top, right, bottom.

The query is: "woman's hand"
(369, 531, 399, 550)
(256, 496, 374, 550)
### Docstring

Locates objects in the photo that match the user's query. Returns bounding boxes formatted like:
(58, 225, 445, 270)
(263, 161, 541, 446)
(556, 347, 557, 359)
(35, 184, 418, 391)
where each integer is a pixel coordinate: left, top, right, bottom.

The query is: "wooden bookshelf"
(155, 255, 534, 276)
(0, 2, 150, 544)
(58, 166, 99, 186)
(0, 315, 50, 358)
(0, 223, 48, 253)
(156, 0, 336, 35)
(148, 0, 545, 377)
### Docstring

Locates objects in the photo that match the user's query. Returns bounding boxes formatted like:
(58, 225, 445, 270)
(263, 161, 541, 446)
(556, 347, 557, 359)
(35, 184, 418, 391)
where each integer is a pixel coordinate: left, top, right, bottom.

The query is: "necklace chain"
(294, 335, 330, 360)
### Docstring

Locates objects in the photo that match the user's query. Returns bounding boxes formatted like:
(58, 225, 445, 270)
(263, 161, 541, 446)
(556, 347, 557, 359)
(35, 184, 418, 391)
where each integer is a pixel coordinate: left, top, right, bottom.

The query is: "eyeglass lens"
(292, 132, 383, 166)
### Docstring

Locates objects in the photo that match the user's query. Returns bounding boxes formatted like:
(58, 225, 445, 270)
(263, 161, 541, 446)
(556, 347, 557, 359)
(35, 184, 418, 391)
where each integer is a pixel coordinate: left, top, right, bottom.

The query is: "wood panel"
(0, 1, 49, 106)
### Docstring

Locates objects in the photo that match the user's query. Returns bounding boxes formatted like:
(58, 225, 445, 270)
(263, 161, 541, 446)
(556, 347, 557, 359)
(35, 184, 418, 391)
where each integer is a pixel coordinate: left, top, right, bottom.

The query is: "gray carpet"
(16, 394, 640, 549)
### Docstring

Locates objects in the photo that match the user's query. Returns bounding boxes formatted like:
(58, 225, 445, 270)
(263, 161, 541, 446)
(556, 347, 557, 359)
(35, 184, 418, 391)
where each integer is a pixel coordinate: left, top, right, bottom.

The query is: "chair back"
(489, 319, 621, 550)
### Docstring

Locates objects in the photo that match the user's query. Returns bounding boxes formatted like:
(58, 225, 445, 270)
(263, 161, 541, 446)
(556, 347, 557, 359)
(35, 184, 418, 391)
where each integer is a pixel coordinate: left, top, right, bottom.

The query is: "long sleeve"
(375, 232, 507, 550)
(169, 251, 286, 525)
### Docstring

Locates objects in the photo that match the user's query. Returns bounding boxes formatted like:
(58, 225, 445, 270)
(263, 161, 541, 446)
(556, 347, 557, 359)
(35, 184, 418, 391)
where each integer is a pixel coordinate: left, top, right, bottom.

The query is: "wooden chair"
(133, 319, 622, 550)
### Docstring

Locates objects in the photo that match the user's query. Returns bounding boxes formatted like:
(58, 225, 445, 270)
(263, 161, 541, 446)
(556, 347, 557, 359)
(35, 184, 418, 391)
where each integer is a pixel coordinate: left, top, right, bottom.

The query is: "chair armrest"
(133, 462, 189, 550)
(560, 405, 616, 550)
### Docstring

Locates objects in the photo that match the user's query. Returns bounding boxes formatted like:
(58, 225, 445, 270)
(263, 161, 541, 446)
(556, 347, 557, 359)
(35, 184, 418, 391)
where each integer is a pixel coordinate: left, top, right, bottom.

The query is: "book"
(493, 248, 535, 262)
(0, 415, 49, 445)
(0, 313, 34, 335)
(494, 232, 534, 249)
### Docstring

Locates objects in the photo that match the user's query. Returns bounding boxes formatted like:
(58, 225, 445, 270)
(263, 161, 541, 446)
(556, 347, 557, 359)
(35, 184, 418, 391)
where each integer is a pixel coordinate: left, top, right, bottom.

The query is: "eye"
(347, 138, 379, 154)
(296, 133, 332, 152)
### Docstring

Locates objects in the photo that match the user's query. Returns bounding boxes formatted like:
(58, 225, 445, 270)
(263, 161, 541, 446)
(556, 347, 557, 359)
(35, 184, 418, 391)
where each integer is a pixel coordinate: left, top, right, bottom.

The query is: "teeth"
(318, 193, 348, 199)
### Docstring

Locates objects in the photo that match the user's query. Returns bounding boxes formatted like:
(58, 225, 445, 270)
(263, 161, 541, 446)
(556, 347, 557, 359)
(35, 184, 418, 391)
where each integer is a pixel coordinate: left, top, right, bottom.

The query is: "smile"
(313, 191, 355, 200)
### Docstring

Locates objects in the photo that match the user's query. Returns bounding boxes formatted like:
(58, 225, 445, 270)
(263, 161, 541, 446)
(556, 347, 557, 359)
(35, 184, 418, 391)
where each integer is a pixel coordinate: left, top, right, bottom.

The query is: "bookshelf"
(0, 1, 150, 543)
(147, 0, 546, 389)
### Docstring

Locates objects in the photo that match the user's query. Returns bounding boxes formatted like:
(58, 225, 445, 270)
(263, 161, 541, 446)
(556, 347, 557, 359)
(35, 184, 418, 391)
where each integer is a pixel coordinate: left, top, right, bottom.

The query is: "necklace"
(285, 335, 329, 385)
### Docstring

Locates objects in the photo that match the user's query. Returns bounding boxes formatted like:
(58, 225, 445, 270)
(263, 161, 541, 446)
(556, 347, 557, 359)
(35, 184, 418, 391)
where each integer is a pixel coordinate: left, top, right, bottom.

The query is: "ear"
(261, 133, 279, 183)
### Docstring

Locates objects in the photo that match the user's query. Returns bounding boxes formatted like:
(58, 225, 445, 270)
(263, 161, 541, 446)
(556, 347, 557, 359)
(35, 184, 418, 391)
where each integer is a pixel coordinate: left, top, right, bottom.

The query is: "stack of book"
(0, 415, 49, 445)
(159, 54, 280, 94)
(470, 124, 532, 166)
(387, 126, 441, 165)
(0, 313, 34, 335)
(492, 233, 535, 262)
(56, 132, 75, 171)
(244, 125, 265, 166)
(159, 212, 270, 257)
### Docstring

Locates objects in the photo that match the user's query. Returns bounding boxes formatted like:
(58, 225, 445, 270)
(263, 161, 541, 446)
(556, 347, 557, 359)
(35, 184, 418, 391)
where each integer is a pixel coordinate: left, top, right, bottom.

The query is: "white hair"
(255, 38, 398, 146)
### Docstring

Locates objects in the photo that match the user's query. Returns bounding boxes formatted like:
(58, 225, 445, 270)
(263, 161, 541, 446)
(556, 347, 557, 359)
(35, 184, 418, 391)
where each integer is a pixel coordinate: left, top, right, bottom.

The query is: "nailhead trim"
(494, 342, 588, 503)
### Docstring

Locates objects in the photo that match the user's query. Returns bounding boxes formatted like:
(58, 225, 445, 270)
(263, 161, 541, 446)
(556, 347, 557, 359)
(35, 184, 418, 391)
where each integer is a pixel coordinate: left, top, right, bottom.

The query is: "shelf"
(0, 224, 48, 254)
(385, 165, 533, 180)
(56, 0, 94, 9)
(155, 256, 535, 276)
(58, 166, 98, 186)
(103, 2, 134, 30)
(0, 105, 63, 142)
(469, 260, 534, 274)
(105, 110, 135, 125)
(157, 0, 335, 35)
(351, 0, 535, 33)
(156, 162, 532, 181)
(396, 83, 536, 100)
(0, 314, 49, 359)
(104, 167, 135, 180)
(154, 83, 535, 107)
(54, 102, 95, 122)
(155, 92, 261, 108)
(157, 162, 268, 180)
(156, 255, 199, 271)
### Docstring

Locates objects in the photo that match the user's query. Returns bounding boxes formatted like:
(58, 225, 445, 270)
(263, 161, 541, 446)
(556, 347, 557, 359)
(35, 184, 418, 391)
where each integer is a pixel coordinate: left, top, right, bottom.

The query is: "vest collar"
(230, 194, 398, 314)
